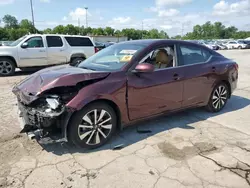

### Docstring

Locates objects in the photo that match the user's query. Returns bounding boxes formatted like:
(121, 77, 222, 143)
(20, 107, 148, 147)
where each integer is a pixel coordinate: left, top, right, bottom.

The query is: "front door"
(18, 36, 48, 67)
(127, 44, 183, 120)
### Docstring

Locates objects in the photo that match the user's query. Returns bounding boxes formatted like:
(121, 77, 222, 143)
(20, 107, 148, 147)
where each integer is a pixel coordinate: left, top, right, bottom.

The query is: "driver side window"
(25, 37, 44, 48)
(143, 45, 176, 70)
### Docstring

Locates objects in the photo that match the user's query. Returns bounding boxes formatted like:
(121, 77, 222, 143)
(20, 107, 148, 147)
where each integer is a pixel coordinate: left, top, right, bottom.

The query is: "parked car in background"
(94, 42, 105, 51)
(104, 42, 115, 47)
(13, 39, 238, 149)
(214, 41, 228, 50)
(224, 41, 247, 49)
(198, 41, 218, 50)
(238, 40, 250, 49)
(0, 34, 97, 76)
(0, 41, 13, 46)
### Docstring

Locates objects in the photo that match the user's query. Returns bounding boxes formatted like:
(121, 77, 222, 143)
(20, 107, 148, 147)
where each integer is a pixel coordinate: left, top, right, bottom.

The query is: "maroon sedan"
(13, 39, 238, 148)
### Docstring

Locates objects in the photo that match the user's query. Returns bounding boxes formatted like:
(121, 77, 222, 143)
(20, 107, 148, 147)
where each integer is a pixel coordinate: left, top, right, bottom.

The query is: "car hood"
(12, 65, 110, 104)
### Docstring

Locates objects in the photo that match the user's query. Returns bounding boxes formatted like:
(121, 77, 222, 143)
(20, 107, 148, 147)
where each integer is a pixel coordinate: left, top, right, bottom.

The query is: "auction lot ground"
(0, 50, 250, 188)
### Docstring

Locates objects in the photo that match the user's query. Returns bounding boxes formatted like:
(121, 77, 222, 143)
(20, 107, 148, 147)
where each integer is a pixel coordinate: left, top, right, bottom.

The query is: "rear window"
(179, 45, 212, 66)
(65, 37, 93, 47)
(46, 36, 63, 47)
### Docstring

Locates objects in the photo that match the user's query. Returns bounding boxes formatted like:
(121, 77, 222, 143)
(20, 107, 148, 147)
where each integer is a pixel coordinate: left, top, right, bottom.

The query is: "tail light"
(94, 47, 99, 53)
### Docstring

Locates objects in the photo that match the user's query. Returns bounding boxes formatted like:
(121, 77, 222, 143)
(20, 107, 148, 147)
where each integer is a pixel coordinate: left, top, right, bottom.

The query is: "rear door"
(18, 36, 48, 67)
(177, 43, 216, 107)
(46, 36, 67, 65)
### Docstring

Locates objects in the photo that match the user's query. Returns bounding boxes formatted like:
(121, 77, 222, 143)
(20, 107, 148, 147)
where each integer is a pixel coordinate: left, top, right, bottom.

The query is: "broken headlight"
(46, 95, 60, 110)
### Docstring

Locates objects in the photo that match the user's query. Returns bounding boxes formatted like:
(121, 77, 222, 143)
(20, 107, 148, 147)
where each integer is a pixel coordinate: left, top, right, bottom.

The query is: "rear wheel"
(68, 102, 117, 149)
(206, 83, 229, 112)
(70, 57, 85, 66)
(238, 46, 242, 49)
(0, 58, 16, 76)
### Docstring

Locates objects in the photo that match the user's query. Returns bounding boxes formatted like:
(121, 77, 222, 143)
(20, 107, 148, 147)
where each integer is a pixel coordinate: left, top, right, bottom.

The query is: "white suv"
(0, 34, 98, 76)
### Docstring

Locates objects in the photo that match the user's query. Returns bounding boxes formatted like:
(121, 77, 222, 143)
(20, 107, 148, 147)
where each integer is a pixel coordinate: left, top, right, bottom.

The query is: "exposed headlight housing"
(46, 95, 60, 110)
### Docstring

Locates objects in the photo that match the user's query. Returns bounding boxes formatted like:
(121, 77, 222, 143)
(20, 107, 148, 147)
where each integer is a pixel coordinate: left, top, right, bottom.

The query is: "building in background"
(89, 35, 128, 43)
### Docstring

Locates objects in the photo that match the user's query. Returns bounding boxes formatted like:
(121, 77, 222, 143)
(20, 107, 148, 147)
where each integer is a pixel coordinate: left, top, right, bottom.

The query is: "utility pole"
(30, 0, 35, 28)
(85, 7, 88, 28)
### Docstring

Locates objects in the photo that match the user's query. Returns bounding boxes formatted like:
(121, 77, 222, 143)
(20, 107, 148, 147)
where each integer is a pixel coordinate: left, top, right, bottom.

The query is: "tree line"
(0, 14, 168, 41)
(0, 14, 250, 41)
(179, 21, 250, 40)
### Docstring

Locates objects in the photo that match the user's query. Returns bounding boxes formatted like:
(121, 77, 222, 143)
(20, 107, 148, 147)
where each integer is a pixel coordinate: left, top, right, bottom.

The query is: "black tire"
(0, 57, 16, 76)
(68, 102, 117, 149)
(206, 82, 229, 112)
(238, 46, 242, 49)
(70, 57, 85, 66)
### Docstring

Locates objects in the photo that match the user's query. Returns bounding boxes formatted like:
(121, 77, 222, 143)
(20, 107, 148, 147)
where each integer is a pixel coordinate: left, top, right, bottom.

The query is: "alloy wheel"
(212, 85, 228, 110)
(78, 109, 112, 145)
(0, 61, 13, 75)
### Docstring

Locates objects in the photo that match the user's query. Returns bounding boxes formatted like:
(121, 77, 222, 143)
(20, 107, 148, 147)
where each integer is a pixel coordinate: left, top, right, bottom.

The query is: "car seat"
(155, 49, 171, 69)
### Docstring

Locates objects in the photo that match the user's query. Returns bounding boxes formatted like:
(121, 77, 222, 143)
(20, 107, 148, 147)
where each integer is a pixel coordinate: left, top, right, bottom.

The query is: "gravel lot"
(0, 50, 250, 188)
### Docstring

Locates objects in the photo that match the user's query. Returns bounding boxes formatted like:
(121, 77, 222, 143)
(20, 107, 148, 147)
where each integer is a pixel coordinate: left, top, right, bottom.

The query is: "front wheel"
(206, 83, 229, 112)
(68, 102, 117, 149)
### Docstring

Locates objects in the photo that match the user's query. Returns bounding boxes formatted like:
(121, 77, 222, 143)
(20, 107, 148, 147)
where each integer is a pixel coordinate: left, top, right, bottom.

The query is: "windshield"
(78, 43, 146, 71)
(9, 36, 27, 46)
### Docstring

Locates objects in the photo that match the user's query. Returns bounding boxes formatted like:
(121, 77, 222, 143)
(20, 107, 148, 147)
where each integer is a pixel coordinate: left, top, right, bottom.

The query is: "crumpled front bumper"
(17, 101, 73, 142)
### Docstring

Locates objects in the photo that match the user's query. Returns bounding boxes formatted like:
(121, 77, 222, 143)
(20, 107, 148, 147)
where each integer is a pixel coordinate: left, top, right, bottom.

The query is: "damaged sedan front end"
(12, 65, 110, 142)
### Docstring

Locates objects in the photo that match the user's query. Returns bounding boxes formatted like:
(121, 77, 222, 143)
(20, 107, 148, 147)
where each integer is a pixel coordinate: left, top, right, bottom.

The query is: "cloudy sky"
(0, 0, 249, 36)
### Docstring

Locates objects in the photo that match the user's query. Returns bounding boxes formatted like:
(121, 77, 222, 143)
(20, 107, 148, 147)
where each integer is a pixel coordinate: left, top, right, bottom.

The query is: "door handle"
(39, 50, 45, 52)
(59, 49, 64, 52)
(173, 73, 180, 80)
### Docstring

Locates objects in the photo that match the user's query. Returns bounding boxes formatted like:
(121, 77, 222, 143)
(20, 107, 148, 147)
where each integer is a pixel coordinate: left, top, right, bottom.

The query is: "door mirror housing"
(21, 42, 28, 48)
(134, 63, 154, 73)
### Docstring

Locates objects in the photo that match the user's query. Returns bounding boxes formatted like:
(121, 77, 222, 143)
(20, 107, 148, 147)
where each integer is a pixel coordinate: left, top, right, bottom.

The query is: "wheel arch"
(66, 98, 122, 141)
(0, 56, 17, 67)
(70, 53, 87, 62)
(221, 80, 231, 98)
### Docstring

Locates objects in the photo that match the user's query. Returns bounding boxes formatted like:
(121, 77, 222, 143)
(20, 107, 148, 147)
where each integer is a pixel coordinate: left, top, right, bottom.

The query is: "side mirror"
(21, 42, 28, 48)
(134, 63, 154, 73)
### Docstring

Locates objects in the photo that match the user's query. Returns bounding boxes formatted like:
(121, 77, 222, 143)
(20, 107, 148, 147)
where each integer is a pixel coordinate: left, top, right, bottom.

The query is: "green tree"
(53, 25, 65, 34)
(64, 24, 78, 35)
(19, 19, 35, 33)
(104, 27, 115, 36)
(2, 14, 18, 28)
(224, 26, 238, 39)
(8, 28, 29, 40)
(0, 27, 9, 40)
(92, 27, 104, 35)
(43, 28, 52, 34)
(171, 35, 182, 39)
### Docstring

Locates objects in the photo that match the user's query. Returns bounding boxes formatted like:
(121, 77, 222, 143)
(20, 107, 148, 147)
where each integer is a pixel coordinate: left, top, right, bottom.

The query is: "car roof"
(26, 34, 91, 38)
(117, 39, 207, 48)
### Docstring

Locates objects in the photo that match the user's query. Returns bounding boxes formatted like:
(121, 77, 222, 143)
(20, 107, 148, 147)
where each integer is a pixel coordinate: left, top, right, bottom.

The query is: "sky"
(0, 0, 250, 36)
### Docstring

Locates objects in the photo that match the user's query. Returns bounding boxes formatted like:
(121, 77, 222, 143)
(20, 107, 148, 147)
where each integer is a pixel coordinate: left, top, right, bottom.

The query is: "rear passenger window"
(179, 45, 211, 66)
(46, 36, 63, 47)
(65, 37, 93, 47)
